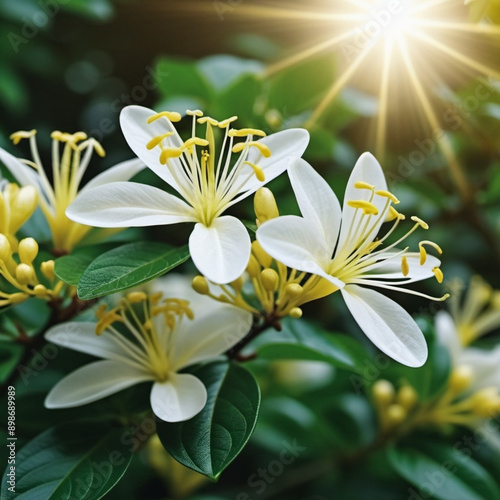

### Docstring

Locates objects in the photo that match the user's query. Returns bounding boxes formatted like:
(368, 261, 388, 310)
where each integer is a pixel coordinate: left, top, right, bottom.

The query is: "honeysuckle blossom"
(257, 153, 448, 367)
(436, 276, 500, 393)
(0, 129, 145, 252)
(44, 275, 253, 422)
(65, 105, 310, 284)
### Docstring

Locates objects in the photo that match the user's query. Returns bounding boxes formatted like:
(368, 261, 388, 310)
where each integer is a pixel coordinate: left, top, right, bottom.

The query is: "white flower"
(44, 275, 253, 422)
(66, 106, 309, 284)
(257, 153, 447, 367)
(0, 129, 145, 252)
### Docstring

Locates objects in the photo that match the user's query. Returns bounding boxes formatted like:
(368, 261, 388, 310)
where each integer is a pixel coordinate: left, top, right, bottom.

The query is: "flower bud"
(254, 188, 279, 225)
(16, 263, 34, 285)
(449, 365, 474, 393)
(285, 283, 303, 300)
(246, 254, 261, 278)
(192, 276, 210, 295)
(251, 240, 272, 268)
(18, 237, 38, 264)
(372, 380, 395, 406)
(40, 260, 55, 281)
(261, 268, 279, 292)
(397, 385, 418, 410)
(33, 284, 48, 297)
(0, 233, 12, 261)
(289, 307, 303, 319)
(386, 404, 406, 425)
(10, 185, 37, 232)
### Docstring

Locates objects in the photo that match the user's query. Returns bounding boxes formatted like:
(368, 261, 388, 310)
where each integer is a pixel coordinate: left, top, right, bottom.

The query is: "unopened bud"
(0, 233, 12, 260)
(397, 385, 418, 410)
(261, 268, 279, 291)
(285, 283, 303, 300)
(33, 284, 48, 297)
(386, 404, 406, 425)
(251, 240, 272, 268)
(192, 276, 210, 295)
(246, 254, 261, 278)
(254, 188, 279, 224)
(372, 380, 395, 405)
(40, 260, 55, 281)
(10, 185, 37, 231)
(472, 388, 500, 417)
(449, 365, 474, 393)
(18, 237, 38, 264)
(289, 307, 303, 319)
(16, 263, 34, 285)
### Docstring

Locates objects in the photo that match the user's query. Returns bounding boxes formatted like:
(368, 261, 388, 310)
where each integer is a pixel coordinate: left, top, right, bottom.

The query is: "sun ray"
(375, 39, 393, 160)
(398, 36, 471, 201)
(412, 19, 500, 36)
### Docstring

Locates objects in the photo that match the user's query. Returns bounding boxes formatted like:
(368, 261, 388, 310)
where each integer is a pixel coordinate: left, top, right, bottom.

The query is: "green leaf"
(77, 243, 190, 300)
(157, 361, 261, 480)
(54, 243, 117, 286)
(0, 342, 23, 384)
(254, 318, 367, 374)
(388, 441, 500, 500)
(1, 423, 134, 500)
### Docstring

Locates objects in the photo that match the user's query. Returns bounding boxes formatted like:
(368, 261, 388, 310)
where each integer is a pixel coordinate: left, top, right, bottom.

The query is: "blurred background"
(1, 0, 500, 498)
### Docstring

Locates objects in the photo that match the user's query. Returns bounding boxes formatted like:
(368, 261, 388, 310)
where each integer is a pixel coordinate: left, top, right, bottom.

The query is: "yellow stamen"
(375, 190, 400, 204)
(411, 216, 429, 230)
(347, 200, 379, 215)
(244, 162, 265, 182)
(10, 129, 37, 145)
(147, 111, 182, 123)
(160, 148, 182, 164)
(419, 240, 443, 265)
(218, 116, 238, 128)
(197, 116, 219, 126)
(433, 267, 444, 284)
(232, 141, 271, 158)
(186, 109, 203, 117)
(401, 256, 409, 277)
(229, 128, 266, 138)
(147, 132, 174, 150)
(354, 181, 375, 190)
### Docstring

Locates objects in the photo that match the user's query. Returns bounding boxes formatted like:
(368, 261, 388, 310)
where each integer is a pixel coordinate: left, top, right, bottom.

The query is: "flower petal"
(45, 322, 132, 361)
(189, 215, 250, 284)
(66, 181, 197, 227)
(288, 158, 341, 251)
(257, 215, 344, 289)
(45, 360, 151, 408)
(227, 128, 310, 205)
(434, 311, 461, 364)
(460, 345, 500, 390)
(150, 374, 207, 422)
(337, 152, 389, 253)
(82, 158, 146, 192)
(170, 304, 252, 370)
(120, 105, 186, 195)
(341, 284, 428, 367)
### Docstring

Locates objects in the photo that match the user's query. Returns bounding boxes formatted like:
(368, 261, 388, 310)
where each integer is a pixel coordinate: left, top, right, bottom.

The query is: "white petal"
(66, 182, 197, 227)
(45, 360, 151, 408)
(362, 253, 441, 284)
(337, 152, 389, 252)
(288, 158, 341, 251)
(341, 284, 428, 367)
(120, 105, 185, 195)
(257, 215, 344, 289)
(434, 311, 461, 364)
(171, 304, 252, 370)
(82, 158, 146, 192)
(150, 374, 207, 422)
(228, 128, 310, 204)
(189, 215, 250, 284)
(0, 147, 46, 200)
(45, 322, 130, 361)
(460, 346, 500, 390)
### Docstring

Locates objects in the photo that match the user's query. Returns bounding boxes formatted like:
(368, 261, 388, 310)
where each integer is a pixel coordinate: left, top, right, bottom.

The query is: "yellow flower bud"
(471, 388, 500, 417)
(289, 307, 303, 319)
(285, 283, 303, 300)
(251, 240, 272, 268)
(33, 284, 48, 297)
(254, 188, 279, 225)
(261, 268, 279, 292)
(449, 365, 474, 393)
(372, 380, 395, 405)
(18, 237, 39, 264)
(10, 185, 37, 232)
(40, 260, 55, 281)
(246, 254, 261, 278)
(16, 263, 34, 286)
(0, 233, 12, 261)
(397, 385, 418, 410)
(386, 404, 407, 425)
(192, 276, 210, 295)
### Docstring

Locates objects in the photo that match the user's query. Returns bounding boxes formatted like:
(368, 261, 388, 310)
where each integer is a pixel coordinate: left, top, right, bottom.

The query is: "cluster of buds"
(0, 181, 37, 249)
(0, 235, 62, 307)
(192, 187, 336, 321)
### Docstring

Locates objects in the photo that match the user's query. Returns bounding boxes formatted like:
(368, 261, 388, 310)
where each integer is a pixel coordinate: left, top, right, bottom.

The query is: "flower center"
(95, 291, 193, 382)
(146, 110, 271, 226)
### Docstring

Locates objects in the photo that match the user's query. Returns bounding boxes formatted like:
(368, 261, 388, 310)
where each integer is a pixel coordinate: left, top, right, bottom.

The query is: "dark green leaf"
(0, 343, 22, 384)
(388, 441, 500, 500)
(157, 361, 261, 480)
(54, 243, 117, 286)
(1, 423, 134, 500)
(254, 318, 368, 374)
(77, 243, 190, 299)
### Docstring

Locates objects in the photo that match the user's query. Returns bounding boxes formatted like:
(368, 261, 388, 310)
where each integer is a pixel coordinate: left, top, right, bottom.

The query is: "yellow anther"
(18, 238, 39, 264)
(375, 190, 400, 204)
(372, 380, 395, 405)
(192, 276, 210, 295)
(347, 200, 379, 215)
(50, 130, 64, 141)
(418, 241, 443, 265)
(411, 216, 429, 230)
(385, 206, 405, 222)
(33, 284, 48, 297)
(10, 129, 37, 145)
(146, 133, 173, 150)
(254, 188, 279, 225)
(386, 404, 407, 425)
(127, 292, 148, 303)
(40, 260, 55, 281)
(181, 137, 209, 151)
(186, 109, 204, 117)
(354, 181, 375, 190)
(149, 292, 164, 305)
(397, 385, 418, 410)
(16, 263, 34, 286)
(285, 283, 304, 299)
(246, 254, 261, 278)
(261, 268, 279, 292)
(432, 267, 444, 284)
(197, 116, 219, 126)
(218, 116, 238, 128)
(449, 365, 474, 393)
(229, 128, 267, 138)
(244, 162, 265, 182)
(95, 304, 108, 320)
(289, 307, 303, 319)
(160, 148, 182, 164)
(148, 111, 182, 124)
(232, 141, 271, 158)
(252, 240, 272, 268)
(91, 140, 106, 158)
(401, 256, 409, 277)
